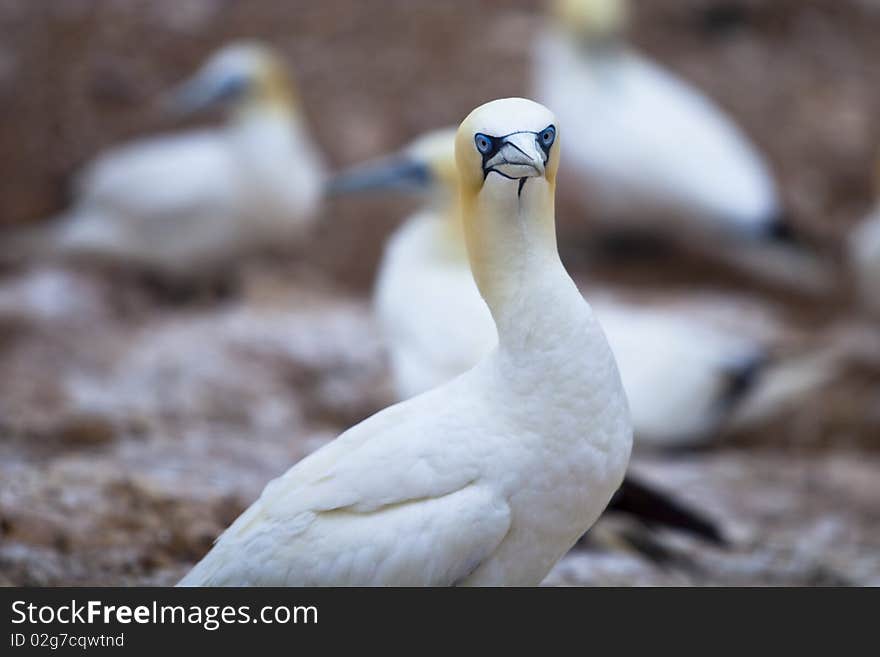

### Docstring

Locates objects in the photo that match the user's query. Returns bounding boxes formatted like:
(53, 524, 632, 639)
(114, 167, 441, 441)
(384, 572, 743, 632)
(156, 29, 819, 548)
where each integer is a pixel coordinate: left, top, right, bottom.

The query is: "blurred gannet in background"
(180, 98, 632, 586)
(532, 0, 837, 294)
(533, 0, 782, 241)
(329, 129, 771, 448)
(849, 166, 880, 318)
(8, 42, 323, 278)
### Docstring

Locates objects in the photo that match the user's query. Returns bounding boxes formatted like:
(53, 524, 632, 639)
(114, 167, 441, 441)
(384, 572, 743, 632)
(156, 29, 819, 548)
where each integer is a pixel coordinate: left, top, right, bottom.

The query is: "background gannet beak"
(486, 132, 546, 179)
(162, 71, 248, 117)
(325, 156, 431, 197)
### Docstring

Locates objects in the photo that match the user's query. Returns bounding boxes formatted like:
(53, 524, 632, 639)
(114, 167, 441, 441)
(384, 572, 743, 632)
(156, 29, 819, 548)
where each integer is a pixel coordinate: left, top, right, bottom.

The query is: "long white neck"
(460, 173, 628, 459)
(462, 177, 587, 360)
(228, 104, 297, 145)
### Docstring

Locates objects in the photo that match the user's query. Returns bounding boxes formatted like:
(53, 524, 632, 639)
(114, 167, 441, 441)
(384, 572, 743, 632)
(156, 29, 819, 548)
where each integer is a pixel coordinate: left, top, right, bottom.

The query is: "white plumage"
(849, 205, 880, 318)
(27, 42, 324, 276)
(533, 0, 781, 239)
(340, 128, 768, 447)
(589, 298, 764, 445)
(376, 209, 497, 398)
(179, 98, 632, 586)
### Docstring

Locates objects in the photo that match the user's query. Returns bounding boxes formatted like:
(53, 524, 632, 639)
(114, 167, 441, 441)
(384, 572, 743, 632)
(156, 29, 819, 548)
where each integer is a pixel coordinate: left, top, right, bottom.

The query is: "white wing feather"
(180, 392, 511, 586)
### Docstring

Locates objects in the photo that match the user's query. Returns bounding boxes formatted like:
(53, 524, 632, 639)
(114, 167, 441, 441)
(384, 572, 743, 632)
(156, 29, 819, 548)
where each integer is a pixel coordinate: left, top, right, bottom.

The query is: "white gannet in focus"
(329, 129, 770, 448)
(179, 98, 632, 586)
(533, 0, 785, 242)
(329, 130, 726, 547)
(12, 42, 324, 277)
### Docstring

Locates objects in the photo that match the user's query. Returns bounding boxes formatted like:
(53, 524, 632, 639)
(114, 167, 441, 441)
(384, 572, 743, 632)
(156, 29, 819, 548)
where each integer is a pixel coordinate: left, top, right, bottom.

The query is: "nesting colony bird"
(330, 128, 769, 448)
(533, 0, 785, 242)
(849, 165, 880, 318)
(180, 98, 632, 586)
(11, 42, 324, 277)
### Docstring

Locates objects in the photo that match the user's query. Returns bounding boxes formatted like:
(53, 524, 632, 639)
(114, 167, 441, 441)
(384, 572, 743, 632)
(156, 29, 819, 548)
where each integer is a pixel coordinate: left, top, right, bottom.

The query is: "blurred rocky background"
(0, 0, 878, 585)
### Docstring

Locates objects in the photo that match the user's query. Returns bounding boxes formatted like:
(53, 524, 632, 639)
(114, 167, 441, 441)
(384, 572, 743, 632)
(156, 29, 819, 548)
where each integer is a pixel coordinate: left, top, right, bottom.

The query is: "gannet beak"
(163, 72, 248, 117)
(485, 132, 546, 180)
(325, 156, 431, 197)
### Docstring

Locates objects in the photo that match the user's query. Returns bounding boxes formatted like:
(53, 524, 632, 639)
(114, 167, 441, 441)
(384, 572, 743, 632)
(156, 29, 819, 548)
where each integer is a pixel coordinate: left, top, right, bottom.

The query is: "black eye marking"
(475, 133, 501, 179)
(476, 127, 555, 184)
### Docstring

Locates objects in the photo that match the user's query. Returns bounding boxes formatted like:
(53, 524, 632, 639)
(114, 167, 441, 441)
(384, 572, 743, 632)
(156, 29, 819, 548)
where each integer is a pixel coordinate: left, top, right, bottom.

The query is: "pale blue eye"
(540, 125, 556, 148)
(475, 133, 494, 155)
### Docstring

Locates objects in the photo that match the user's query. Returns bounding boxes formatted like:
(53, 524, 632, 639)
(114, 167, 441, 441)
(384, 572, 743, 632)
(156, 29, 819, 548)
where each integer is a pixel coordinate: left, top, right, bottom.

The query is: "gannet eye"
(475, 133, 495, 155)
(539, 125, 556, 149)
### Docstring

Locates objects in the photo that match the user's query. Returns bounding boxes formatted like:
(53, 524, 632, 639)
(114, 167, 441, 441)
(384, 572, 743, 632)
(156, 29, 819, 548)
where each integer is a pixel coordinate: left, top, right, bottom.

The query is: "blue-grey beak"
(325, 156, 432, 198)
(485, 133, 545, 179)
(163, 72, 249, 117)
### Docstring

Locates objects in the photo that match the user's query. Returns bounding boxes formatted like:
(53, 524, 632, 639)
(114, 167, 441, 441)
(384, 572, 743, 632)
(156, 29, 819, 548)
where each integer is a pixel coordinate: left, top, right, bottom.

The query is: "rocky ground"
(0, 1, 879, 586)
(0, 264, 877, 587)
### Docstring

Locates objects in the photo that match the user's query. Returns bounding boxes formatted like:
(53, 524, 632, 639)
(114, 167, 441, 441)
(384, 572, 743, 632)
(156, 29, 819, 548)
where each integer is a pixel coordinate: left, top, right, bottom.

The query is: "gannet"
(179, 98, 632, 586)
(849, 167, 880, 318)
(13, 42, 323, 277)
(533, 0, 784, 241)
(330, 128, 769, 447)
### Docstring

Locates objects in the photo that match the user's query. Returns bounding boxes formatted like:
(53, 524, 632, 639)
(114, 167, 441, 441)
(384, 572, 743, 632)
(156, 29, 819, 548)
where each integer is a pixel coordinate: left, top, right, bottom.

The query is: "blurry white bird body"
(849, 206, 880, 318)
(374, 208, 496, 397)
(230, 106, 324, 232)
(180, 98, 631, 586)
(590, 297, 764, 444)
(533, 0, 780, 240)
(57, 131, 245, 273)
(27, 43, 324, 277)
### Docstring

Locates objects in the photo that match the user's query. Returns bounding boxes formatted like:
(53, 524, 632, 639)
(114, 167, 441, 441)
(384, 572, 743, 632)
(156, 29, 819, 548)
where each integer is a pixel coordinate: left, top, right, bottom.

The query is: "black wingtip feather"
(609, 474, 727, 547)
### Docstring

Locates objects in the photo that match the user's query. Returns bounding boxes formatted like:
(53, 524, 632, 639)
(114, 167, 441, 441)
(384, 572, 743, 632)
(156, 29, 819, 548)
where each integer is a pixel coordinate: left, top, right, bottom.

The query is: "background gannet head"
(550, 0, 629, 42)
(455, 97, 559, 202)
(326, 128, 458, 200)
(167, 41, 297, 118)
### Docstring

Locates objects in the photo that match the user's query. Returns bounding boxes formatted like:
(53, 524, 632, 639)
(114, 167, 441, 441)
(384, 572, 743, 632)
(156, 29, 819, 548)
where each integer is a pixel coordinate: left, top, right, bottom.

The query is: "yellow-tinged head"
(167, 41, 298, 119)
(455, 98, 562, 312)
(550, 0, 629, 41)
(324, 128, 466, 253)
(326, 128, 458, 199)
(455, 97, 559, 204)
(407, 129, 460, 193)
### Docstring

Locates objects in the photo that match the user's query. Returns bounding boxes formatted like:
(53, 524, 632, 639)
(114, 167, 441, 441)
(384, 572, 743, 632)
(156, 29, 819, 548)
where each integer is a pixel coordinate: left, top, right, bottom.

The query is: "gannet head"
(456, 99, 564, 323)
(167, 41, 297, 118)
(550, 0, 629, 41)
(455, 97, 559, 201)
(325, 128, 458, 199)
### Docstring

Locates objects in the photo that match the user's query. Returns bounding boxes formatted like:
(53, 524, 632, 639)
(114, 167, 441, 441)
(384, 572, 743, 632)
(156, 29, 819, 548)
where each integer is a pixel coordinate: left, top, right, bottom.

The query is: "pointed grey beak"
(486, 132, 546, 179)
(325, 156, 432, 197)
(162, 71, 249, 117)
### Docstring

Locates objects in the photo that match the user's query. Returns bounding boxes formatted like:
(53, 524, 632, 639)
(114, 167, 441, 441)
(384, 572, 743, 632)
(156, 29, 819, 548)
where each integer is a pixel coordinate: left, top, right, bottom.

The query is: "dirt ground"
(0, 0, 878, 586)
